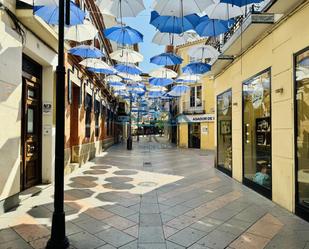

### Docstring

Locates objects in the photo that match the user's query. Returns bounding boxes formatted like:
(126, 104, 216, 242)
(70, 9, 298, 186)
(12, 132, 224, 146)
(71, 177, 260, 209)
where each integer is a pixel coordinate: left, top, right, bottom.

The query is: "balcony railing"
(182, 101, 205, 115)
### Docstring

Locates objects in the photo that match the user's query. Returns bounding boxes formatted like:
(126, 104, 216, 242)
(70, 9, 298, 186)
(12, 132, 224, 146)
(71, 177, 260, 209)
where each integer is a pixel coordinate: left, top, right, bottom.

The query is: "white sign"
(201, 126, 208, 135)
(43, 102, 52, 115)
(178, 114, 215, 123)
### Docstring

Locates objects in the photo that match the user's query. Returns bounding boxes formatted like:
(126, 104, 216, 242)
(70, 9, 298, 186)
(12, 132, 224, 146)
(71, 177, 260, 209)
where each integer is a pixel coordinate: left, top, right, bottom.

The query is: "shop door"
(21, 56, 42, 190)
(21, 76, 42, 189)
(189, 123, 201, 149)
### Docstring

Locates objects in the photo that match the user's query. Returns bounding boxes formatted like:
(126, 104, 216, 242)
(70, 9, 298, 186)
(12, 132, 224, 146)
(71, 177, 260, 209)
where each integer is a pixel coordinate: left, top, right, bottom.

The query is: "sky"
(123, 0, 164, 73)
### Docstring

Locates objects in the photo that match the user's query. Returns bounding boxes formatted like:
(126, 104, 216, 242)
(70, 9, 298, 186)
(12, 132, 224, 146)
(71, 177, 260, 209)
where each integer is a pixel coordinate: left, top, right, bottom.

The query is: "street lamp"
(46, 0, 69, 248)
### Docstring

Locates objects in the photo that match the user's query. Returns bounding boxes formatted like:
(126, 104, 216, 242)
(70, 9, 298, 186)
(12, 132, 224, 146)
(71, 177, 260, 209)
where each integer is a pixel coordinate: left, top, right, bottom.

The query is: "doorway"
(188, 123, 201, 148)
(21, 55, 42, 190)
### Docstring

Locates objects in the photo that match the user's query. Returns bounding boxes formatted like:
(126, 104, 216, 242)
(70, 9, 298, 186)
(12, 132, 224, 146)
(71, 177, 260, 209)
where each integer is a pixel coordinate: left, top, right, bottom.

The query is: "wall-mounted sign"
(177, 114, 215, 123)
(43, 102, 52, 115)
(201, 126, 208, 135)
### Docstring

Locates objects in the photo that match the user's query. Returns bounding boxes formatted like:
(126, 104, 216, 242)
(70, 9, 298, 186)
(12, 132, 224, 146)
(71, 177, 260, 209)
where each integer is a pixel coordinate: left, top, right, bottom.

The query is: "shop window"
(243, 69, 271, 194)
(217, 89, 232, 174)
(85, 93, 92, 138)
(94, 100, 100, 137)
(296, 48, 309, 213)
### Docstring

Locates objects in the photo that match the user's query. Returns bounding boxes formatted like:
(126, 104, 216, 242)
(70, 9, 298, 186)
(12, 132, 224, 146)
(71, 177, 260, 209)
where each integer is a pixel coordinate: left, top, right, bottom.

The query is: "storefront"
(243, 69, 272, 198)
(295, 47, 309, 220)
(216, 89, 232, 176)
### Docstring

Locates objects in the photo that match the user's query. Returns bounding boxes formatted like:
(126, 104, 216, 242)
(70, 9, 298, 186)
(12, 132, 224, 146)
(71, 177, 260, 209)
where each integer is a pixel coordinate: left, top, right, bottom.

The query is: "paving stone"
(140, 214, 162, 226)
(68, 231, 106, 249)
(103, 215, 136, 230)
(74, 217, 111, 234)
(190, 217, 223, 233)
(161, 213, 176, 224)
(216, 218, 252, 236)
(0, 228, 20, 243)
(140, 203, 160, 214)
(0, 238, 33, 249)
(229, 232, 270, 249)
(162, 205, 193, 217)
(197, 230, 237, 249)
(187, 244, 212, 249)
(168, 227, 207, 248)
(126, 213, 139, 223)
(12, 223, 50, 242)
(138, 243, 167, 249)
(166, 241, 185, 249)
(124, 225, 139, 238)
(106, 205, 137, 218)
(119, 240, 138, 249)
(139, 226, 165, 243)
(95, 227, 135, 247)
(96, 244, 117, 249)
(207, 207, 241, 221)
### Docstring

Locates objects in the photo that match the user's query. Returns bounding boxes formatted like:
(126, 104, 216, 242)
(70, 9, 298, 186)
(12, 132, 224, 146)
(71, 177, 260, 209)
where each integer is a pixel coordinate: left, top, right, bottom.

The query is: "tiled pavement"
(1, 136, 309, 249)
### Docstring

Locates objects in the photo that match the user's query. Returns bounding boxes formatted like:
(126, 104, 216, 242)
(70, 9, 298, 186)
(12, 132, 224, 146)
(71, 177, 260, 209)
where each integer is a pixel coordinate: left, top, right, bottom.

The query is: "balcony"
(182, 101, 205, 115)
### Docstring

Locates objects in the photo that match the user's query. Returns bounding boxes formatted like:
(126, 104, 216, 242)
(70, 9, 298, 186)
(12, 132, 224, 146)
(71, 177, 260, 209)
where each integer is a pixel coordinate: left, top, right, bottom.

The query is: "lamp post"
(46, 0, 69, 248)
(127, 92, 133, 150)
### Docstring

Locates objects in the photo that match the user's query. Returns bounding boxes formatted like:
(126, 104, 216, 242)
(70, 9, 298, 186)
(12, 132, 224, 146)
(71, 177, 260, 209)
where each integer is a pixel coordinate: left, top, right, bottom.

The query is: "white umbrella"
(110, 49, 144, 63)
(34, 0, 58, 5)
(152, 31, 200, 46)
(149, 86, 168, 92)
(203, 2, 243, 20)
(79, 58, 112, 70)
(118, 73, 142, 82)
(64, 20, 98, 42)
(188, 45, 220, 61)
(96, 0, 145, 18)
(106, 75, 122, 82)
(153, 0, 214, 17)
(149, 68, 178, 79)
(177, 74, 201, 83)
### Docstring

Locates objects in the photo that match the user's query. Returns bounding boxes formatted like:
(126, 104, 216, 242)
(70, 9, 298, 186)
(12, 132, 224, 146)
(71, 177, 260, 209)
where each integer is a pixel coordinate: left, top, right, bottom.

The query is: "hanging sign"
(178, 114, 215, 123)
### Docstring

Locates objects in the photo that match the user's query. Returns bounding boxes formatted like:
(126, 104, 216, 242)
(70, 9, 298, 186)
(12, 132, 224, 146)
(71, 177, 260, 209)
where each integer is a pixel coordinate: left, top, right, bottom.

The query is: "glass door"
(243, 69, 272, 198)
(295, 48, 309, 219)
(188, 123, 201, 148)
(217, 89, 232, 175)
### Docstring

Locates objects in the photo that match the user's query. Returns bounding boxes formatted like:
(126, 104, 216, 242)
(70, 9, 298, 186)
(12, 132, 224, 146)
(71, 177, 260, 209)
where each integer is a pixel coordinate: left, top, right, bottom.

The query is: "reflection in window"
(243, 70, 271, 190)
(217, 90, 232, 171)
(296, 49, 309, 207)
(27, 107, 34, 134)
(190, 85, 202, 108)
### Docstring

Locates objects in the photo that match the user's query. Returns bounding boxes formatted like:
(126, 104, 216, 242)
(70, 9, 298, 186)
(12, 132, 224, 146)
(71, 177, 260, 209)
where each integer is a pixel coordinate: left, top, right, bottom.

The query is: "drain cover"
(143, 162, 152, 167)
(138, 181, 158, 187)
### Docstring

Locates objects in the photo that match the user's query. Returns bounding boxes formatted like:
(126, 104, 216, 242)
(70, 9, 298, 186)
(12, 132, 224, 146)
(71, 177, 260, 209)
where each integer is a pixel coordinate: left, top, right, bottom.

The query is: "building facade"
(212, 0, 309, 220)
(174, 41, 215, 150)
(0, 0, 119, 212)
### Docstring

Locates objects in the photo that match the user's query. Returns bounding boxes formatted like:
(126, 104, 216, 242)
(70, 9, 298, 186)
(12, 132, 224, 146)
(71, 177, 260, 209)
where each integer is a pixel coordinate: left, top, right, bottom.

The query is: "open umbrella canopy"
(149, 68, 178, 78)
(220, 0, 263, 7)
(182, 62, 211, 75)
(176, 74, 201, 83)
(108, 81, 125, 87)
(34, 1, 85, 25)
(118, 73, 142, 82)
(110, 49, 144, 63)
(204, 2, 243, 20)
(79, 58, 111, 69)
(149, 77, 173, 86)
(168, 85, 190, 97)
(148, 91, 165, 98)
(153, 0, 214, 17)
(150, 11, 199, 34)
(188, 45, 220, 61)
(149, 85, 168, 92)
(115, 64, 143, 75)
(152, 31, 199, 46)
(106, 75, 122, 83)
(195, 16, 231, 37)
(87, 67, 115, 75)
(104, 26, 143, 45)
(68, 45, 104, 58)
(64, 20, 97, 42)
(150, 52, 183, 66)
(96, 0, 145, 18)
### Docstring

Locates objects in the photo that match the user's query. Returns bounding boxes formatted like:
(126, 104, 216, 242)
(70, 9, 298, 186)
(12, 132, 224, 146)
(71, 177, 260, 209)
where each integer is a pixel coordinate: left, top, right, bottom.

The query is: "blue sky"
(123, 0, 164, 73)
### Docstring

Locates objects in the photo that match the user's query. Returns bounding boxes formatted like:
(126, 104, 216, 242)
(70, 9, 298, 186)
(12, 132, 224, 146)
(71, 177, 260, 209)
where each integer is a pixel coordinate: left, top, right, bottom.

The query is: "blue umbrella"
(220, 0, 263, 7)
(34, 2, 85, 25)
(149, 78, 173, 86)
(108, 82, 125, 87)
(195, 16, 231, 37)
(148, 91, 165, 98)
(104, 26, 143, 45)
(150, 11, 199, 34)
(168, 85, 190, 97)
(150, 52, 183, 66)
(115, 64, 143, 75)
(69, 45, 104, 58)
(182, 62, 211, 75)
(87, 67, 115, 74)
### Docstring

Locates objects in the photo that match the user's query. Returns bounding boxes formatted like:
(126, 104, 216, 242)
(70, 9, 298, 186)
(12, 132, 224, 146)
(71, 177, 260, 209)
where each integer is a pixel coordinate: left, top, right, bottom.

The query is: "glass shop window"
(85, 93, 92, 138)
(296, 49, 309, 208)
(217, 89, 232, 172)
(243, 69, 271, 191)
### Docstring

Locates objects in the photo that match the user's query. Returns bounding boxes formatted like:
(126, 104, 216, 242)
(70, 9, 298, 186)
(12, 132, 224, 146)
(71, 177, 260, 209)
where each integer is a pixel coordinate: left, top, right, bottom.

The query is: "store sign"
(178, 114, 215, 123)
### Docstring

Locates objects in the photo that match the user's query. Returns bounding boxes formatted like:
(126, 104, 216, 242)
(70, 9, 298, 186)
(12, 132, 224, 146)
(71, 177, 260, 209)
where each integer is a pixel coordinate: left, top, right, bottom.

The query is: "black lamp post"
(46, 0, 69, 248)
(127, 92, 133, 150)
